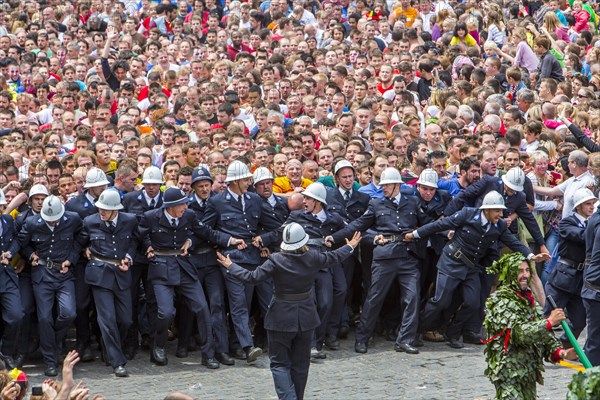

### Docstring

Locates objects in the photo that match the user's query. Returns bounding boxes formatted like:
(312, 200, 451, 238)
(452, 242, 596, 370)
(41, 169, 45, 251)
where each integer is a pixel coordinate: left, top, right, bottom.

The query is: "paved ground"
(21, 332, 581, 400)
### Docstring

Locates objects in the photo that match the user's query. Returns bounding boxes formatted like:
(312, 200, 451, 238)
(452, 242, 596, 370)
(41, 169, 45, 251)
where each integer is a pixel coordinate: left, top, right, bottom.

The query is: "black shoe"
(13, 353, 26, 369)
(45, 366, 58, 377)
(412, 338, 424, 348)
(124, 346, 136, 361)
(114, 365, 128, 377)
(215, 352, 235, 366)
(445, 336, 464, 349)
(354, 341, 367, 353)
(394, 342, 420, 354)
(324, 335, 340, 350)
(202, 357, 220, 369)
(78, 345, 94, 362)
(150, 347, 168, 366)
(462, 331, 485, 345)
(244, 346, 262, 363)
(338, 325, 350, 339)
(231, 348, 246, 360)
(175, 348, 188, 358)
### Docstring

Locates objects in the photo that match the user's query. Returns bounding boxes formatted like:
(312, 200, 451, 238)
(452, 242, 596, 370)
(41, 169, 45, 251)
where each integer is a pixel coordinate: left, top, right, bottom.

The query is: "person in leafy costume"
(484, 253, 577, 399)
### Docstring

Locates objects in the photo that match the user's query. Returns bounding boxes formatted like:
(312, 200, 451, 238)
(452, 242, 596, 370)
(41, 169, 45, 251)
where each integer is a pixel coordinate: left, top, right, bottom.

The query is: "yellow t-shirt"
(395, 7, 418, 27)
(273, 176, 312, 193)
(450, 34, 478, 47)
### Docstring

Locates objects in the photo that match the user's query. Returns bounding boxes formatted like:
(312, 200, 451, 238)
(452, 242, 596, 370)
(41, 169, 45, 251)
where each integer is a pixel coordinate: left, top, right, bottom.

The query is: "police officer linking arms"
(403, 191, 550, 349)
(483, 254, 577, 400)
(16, 195, 83, 377)
(325, 167, 427, 355)
(217, 224, 361, 400)
(545, 188, 596, 348)
(77, 189, 138, 377)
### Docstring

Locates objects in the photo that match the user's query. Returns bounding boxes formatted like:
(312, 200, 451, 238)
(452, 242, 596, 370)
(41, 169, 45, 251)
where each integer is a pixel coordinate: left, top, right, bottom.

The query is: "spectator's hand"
(61, 350, 80, 393)
(42, 379, 58, 399)
(106, 25, 119, 42)
(0, 381, 20, 400)
(70, 387, 90, 400)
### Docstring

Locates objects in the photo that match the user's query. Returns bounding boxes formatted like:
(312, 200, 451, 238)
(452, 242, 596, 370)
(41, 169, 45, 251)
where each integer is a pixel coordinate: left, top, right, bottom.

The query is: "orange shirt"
(395, 7, 418, 27)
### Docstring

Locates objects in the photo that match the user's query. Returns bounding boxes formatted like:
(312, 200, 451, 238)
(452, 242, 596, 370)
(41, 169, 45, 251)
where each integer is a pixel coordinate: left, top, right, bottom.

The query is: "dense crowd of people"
(0, 0, 599, 397)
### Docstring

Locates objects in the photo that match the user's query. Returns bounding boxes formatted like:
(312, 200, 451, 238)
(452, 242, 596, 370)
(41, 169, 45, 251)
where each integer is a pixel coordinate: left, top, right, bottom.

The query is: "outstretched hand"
(216, 252, 233, 268)
(345, 231, 362, 248)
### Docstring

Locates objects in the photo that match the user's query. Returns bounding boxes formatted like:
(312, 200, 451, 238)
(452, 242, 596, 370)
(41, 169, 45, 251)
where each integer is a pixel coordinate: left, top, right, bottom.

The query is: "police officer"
(326, 167, 427, 354)
(17, 195, 82, 376)
(282, 182, 346, 359)
(0, 190, 24, 369)
(405, 191, 550, 349)
(13, 184, 48, 368)
(139, 187, 228, 368)
(65, 167, 110, 362)
(176, 167, 234, 366)
(545, 188, 595, 345)
(402, 169, 452, 299)
(203, 160, 282, 362)
(122, 166, 164, 359)
(444, 168, 549, 255)
(78, 189, 138, 377)
(216, 223, 361, 400)
(583, 191, 600, 366)
(253, 167, 290, 226)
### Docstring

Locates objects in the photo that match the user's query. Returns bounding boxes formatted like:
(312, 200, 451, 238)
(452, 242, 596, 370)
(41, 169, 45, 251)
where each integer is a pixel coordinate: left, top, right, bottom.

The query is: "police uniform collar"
(143, 191, 160, 204)
(574, 212, 587, 225)
(163, 209, 179, 224)
(84, 191, 96, 205)
(106, 214, 119, 226)
(338, 187, 352, 197)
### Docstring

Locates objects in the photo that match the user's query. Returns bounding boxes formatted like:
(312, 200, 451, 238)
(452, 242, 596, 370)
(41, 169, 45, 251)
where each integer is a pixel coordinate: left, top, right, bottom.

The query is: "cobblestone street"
(20, 332, 580, 399)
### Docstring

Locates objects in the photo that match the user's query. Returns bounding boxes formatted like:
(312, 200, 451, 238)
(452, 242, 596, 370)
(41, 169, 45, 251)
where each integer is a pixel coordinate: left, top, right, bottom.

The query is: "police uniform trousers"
(356, 256, 420, 345)
(583, 295, 600, 366)
(125, 260, 157, 350)
(33, 274, 76, 367)
(17, 271, 35, 357)
(91, 281, 132, 368)
(178, 263, 229, 355)
(222, 262, 273, 349)
(152, 261, 213, 355)
(269, 328, 313, 400)
(73, 261, 93, 347)
(420, 254, 481, 340)
(326, 259, 348, 339)
(420, 247, 440, 301)
(544, 261, 586, 338)
(0, 268, 24, 356)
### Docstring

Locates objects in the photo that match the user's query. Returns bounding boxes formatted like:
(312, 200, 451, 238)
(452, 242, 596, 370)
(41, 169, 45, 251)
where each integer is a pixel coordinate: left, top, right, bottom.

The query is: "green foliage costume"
(484, 253, 562, 400)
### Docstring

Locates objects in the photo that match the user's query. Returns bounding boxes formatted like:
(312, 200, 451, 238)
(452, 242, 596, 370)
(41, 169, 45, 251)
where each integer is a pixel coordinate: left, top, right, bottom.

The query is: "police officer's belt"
(584, 280, 600, 293)
(381, 234, 406, 243)
(191, 245, 213, 255)
(273, 291, 311, 301)
(559, 257, 585, 271)
(37, 259, 63, 271)
(306, 238, 325, 246)
(154, 249, 183, 256)
(91, 255, 121, 267)
(448, 243, 476, 269)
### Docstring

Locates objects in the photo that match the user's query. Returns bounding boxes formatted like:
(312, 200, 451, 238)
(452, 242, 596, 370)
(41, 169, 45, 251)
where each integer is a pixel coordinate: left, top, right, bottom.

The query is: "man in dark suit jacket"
(65, 167, 110, 361)
(217, 223, 361, 400)
(16, 195, 82, 377)
(78, 189, 138, 377)
(121, 166, 164, 359)
(138, 187, 229, 369)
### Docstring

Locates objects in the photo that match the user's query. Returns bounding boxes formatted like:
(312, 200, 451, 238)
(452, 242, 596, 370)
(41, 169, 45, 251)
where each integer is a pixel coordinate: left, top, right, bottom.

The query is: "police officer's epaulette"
(83, 201, 90, 208)
(137, 193, 143, 201)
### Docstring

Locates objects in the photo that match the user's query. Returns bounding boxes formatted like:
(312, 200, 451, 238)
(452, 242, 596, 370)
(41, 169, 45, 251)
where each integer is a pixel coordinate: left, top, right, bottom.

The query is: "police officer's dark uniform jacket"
(325, 187, 370, 223)
(79, 212, 139, 290)
(443, 175, 545, 248)
(17, 211, 83, 283)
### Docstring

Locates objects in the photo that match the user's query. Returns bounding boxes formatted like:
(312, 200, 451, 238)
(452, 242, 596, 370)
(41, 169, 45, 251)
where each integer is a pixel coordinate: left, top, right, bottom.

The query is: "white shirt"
(558, 170, 596, 218)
